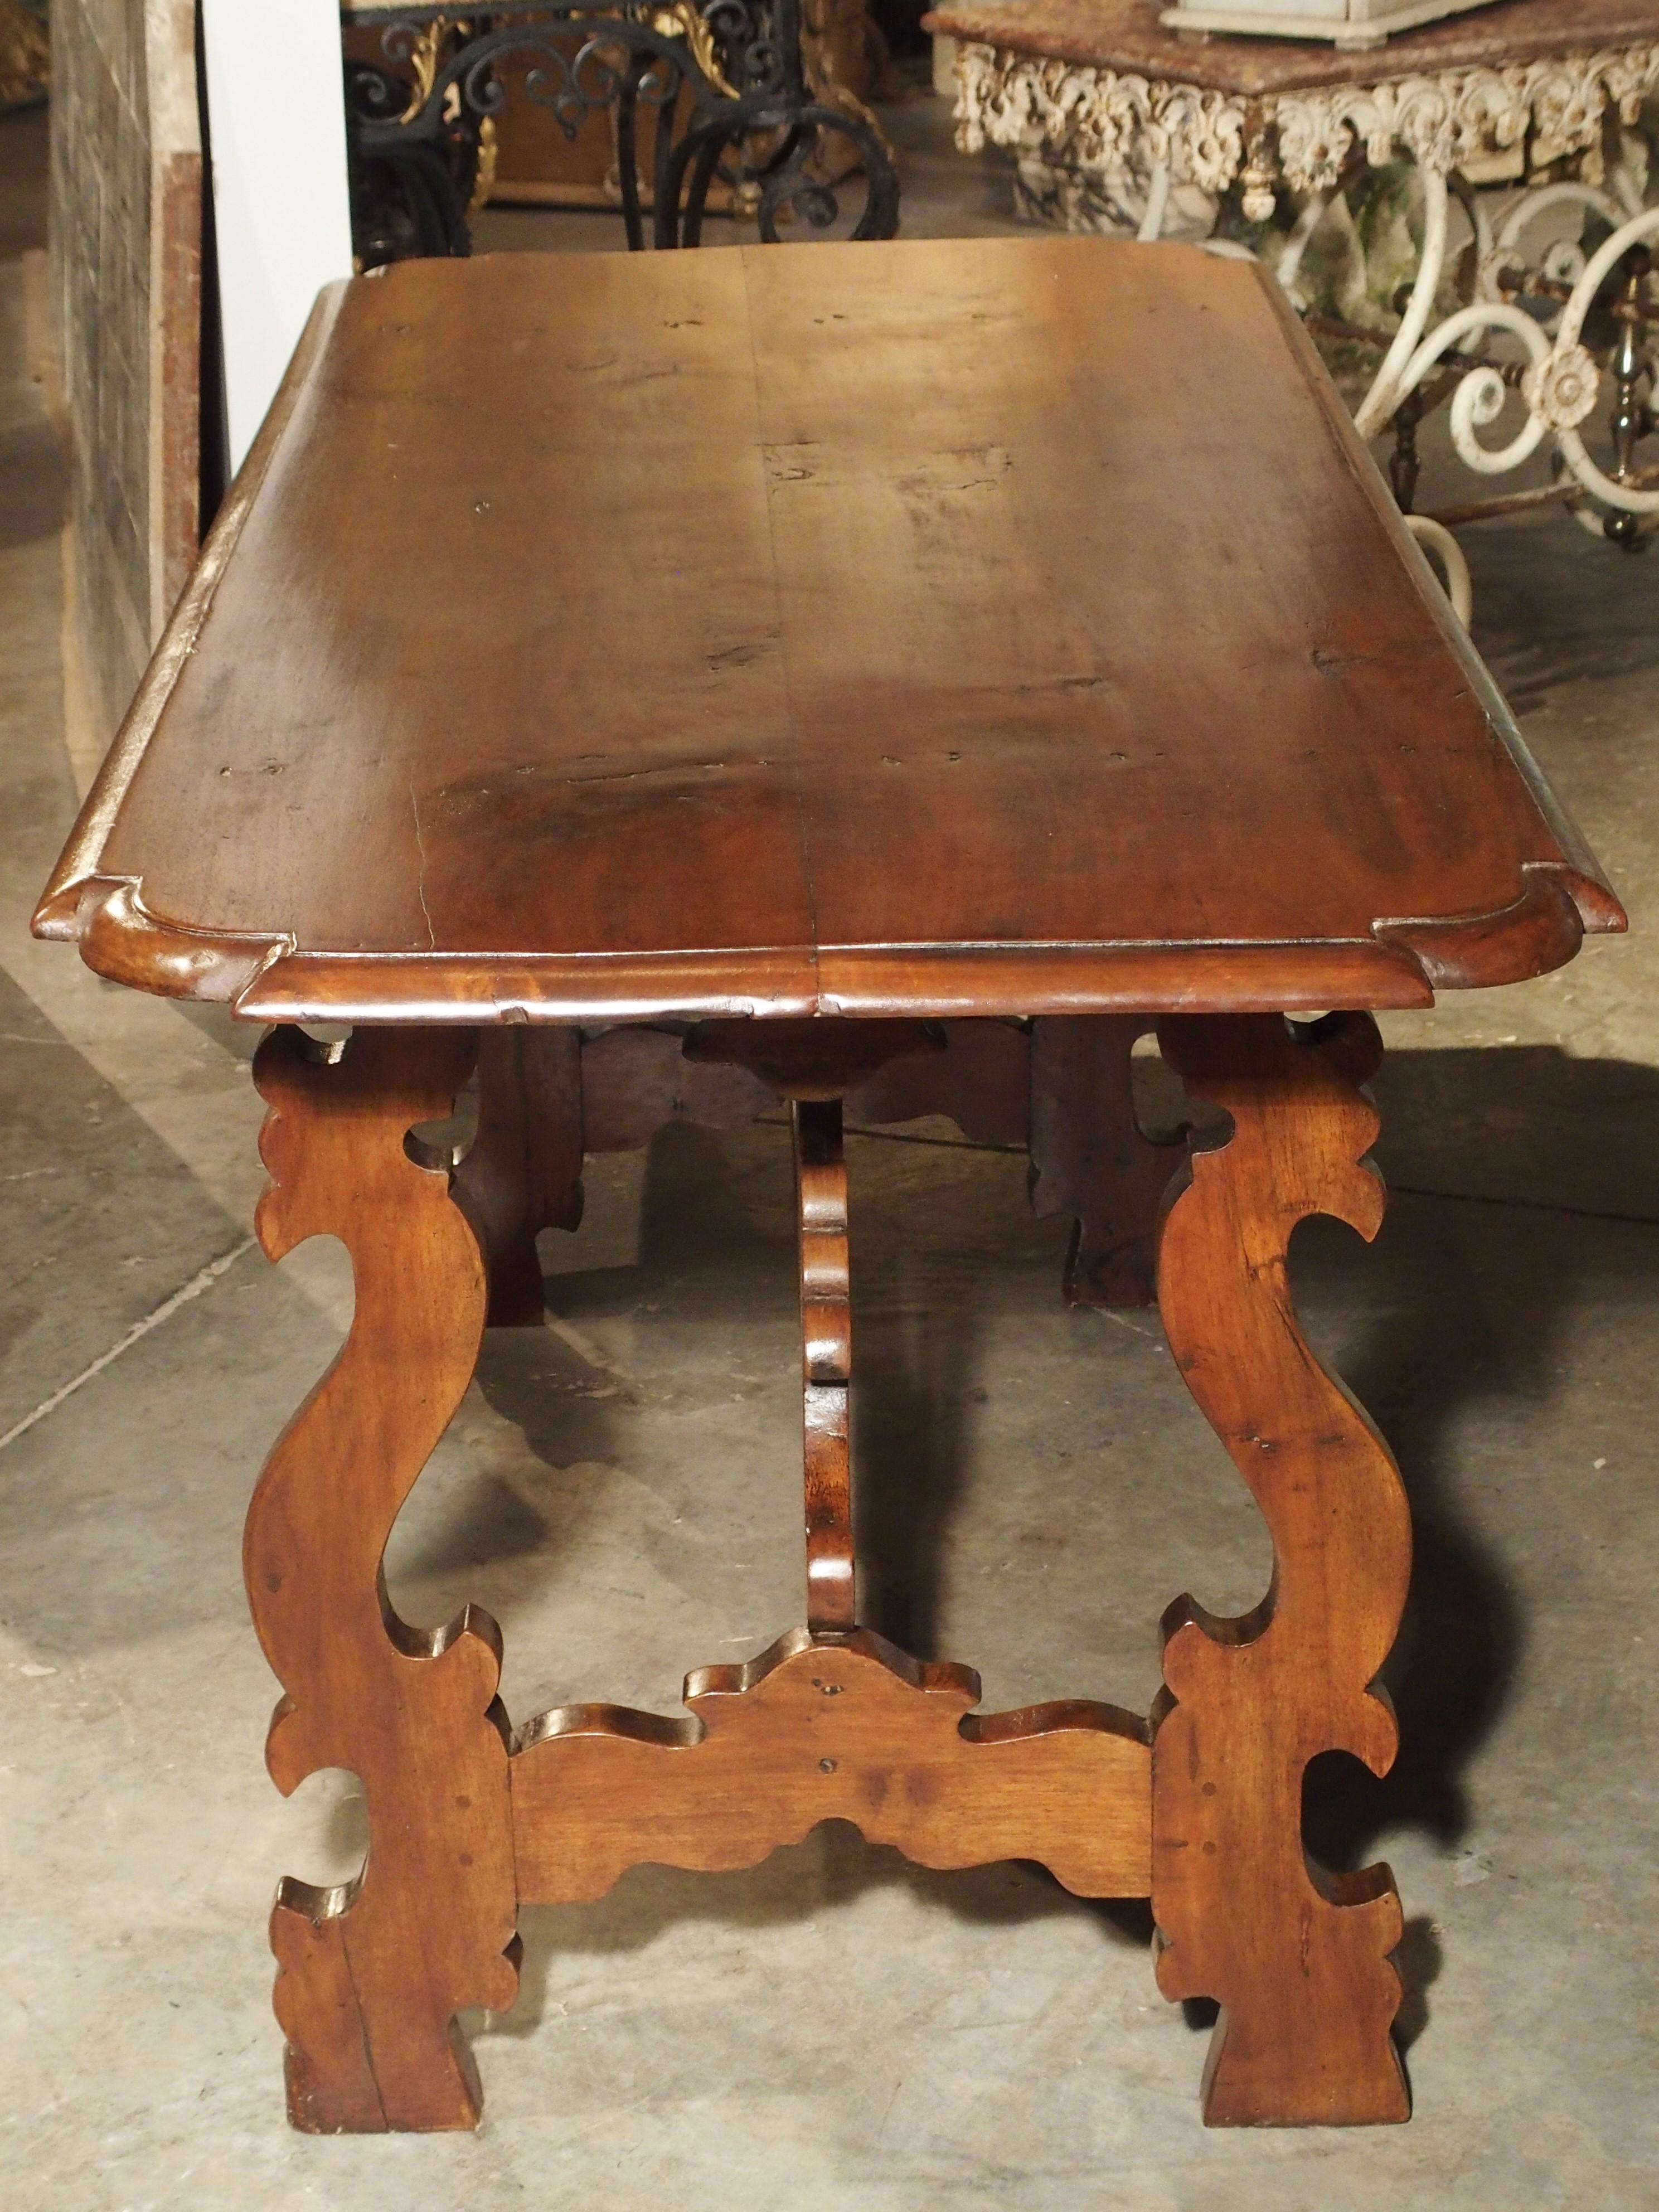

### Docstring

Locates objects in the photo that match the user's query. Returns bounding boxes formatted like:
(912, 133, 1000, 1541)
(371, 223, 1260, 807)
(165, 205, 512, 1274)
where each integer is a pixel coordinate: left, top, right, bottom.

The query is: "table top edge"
(38, 860, 1627, 1023)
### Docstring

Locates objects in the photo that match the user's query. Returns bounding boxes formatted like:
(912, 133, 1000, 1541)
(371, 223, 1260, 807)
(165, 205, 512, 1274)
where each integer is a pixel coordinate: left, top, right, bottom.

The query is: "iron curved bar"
(704, 0, 784, 97)
(743, 104, 903, 243)
(346, 56, 416, 123)
(345, 61, 473, 256)
(615, 51, 651, 251)
(652, 51, 689, 227)
(680, 121, 743, 248)
(656, 102, 901, 248)
(424, 20, 694, 136)
(654, 110, 746, 246)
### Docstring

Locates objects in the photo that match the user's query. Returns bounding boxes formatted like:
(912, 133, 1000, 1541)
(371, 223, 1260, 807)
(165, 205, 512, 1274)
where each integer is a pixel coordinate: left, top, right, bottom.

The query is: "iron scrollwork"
(343, 2, 900, 262)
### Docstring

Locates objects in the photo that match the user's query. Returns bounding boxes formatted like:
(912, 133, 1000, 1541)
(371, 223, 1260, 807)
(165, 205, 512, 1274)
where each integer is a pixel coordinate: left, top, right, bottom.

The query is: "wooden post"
(246, 1026, 520, 2131)
(1150, 1012, 1411, 2126)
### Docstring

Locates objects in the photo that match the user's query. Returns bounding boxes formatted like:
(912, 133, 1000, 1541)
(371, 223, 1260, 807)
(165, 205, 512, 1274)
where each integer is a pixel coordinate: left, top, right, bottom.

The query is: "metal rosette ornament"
(1356, 190, 1659, 554)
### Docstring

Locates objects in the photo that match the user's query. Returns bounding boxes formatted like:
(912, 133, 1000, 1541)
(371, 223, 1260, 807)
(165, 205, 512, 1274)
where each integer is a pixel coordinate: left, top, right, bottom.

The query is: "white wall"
(200, 0, 354, 472)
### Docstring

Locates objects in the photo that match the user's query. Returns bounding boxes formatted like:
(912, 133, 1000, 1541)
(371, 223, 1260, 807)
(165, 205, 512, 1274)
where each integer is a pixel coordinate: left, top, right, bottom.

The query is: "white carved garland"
(955, 41, 1659, 199)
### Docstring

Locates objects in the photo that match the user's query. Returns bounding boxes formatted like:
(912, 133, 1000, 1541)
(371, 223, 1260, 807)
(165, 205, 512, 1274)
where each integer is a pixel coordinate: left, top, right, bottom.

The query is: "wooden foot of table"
(1149, 1013, 1411, 2126)
(511, 1622, 1149, 1902)
(248, 1027, 520, 2132)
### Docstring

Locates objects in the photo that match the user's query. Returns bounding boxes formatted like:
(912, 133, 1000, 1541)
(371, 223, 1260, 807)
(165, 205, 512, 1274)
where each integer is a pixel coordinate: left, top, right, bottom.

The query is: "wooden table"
(35, 236, 1623, 2133)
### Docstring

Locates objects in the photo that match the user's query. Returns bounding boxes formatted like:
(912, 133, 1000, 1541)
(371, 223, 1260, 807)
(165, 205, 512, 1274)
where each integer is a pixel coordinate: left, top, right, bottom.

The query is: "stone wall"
(48, 0, 200, 762)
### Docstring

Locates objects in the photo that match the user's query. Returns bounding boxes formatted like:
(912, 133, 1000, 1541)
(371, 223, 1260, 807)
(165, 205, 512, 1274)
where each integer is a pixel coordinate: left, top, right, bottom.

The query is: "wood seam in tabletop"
(32, 279, 351, 939)
(741, 244, 823, 1013)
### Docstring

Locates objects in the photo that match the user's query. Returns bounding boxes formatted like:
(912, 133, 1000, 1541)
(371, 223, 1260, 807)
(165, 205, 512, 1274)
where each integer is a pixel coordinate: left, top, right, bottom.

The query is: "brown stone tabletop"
(923, 0, 1659, 89)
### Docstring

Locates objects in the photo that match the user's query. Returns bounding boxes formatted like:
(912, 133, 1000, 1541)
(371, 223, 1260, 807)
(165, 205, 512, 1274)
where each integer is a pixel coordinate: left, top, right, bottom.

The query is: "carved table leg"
(797, 1098, 856, 1634)
(453, 1027, 583, 1327)
(1150, 1013, 1410, 2126)
(1030, 1015, 1186, 1308)
(247, 1026, 518, 2132)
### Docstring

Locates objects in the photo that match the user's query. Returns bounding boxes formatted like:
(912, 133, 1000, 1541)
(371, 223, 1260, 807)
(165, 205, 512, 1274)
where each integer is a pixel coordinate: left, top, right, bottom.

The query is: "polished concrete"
(3, 95, 1658, 2212)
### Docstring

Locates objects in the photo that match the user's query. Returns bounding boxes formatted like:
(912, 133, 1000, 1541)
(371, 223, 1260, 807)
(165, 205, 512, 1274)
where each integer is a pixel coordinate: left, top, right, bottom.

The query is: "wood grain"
(246, 1025, 519, 2132)
(463, 1003, 1171, 1380)
(36, 240, 1622, 1018)
(581, 1017, 1032, 1147)
(1149, 1012, 1411, 2127)
(511, 1625, 1151, 1903)
(499, 1021, 1151, 1918)
(1030, 1016, 1187, 1307)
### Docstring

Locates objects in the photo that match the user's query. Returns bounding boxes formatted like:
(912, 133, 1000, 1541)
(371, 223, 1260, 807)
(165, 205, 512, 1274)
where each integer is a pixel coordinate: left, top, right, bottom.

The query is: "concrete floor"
(4, 92, 1659, 2212)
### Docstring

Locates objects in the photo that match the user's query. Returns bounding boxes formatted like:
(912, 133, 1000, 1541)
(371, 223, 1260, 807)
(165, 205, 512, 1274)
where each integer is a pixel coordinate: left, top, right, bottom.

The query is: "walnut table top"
(36, 236, 1623, 1021)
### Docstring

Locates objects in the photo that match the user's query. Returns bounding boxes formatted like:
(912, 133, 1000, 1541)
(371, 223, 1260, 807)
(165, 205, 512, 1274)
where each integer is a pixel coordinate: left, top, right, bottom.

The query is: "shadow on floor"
(0, 104, 47, 263)
(1294, 1046, 1659, 1874)
(1462, 510, 1659, 717)
(1298, 1182, 1525, 1879)
(498, 1827, 1154, 2047)
(851, 1222, 980, 1662)
(0, 408, 63, 551)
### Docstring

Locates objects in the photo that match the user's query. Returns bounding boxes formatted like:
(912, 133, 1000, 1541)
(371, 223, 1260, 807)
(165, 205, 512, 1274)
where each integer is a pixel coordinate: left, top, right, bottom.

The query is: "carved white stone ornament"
(956, 41, 1659, 193)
